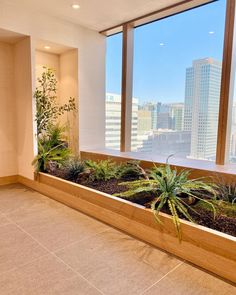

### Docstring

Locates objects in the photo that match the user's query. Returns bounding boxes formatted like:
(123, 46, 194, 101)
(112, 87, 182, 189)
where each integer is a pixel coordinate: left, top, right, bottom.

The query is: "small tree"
(35, 66, 76, 135)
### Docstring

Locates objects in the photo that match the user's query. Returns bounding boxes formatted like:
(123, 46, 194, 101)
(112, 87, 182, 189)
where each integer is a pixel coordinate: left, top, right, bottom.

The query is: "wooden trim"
(0, 175, 18, 186)
(19, 172, 236, 283)
(100, 0, 214, 36)
(120, 24, 134, 152)
(216, 0, 236, 165)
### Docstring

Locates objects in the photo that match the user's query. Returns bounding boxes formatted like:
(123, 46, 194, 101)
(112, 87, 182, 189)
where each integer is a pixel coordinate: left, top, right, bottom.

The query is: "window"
(131, 0, 226, 161)
(228, 14, 236, 163)
(105, 33, 122, 150)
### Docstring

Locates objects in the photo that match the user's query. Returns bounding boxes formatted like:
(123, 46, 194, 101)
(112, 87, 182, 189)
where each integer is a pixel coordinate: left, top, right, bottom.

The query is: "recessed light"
(72, 4, 80, 9)
(44, 46, 51, 50)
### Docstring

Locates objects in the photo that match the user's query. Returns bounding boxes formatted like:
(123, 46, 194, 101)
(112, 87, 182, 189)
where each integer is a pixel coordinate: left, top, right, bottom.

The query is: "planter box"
(19, 173, 236, 283)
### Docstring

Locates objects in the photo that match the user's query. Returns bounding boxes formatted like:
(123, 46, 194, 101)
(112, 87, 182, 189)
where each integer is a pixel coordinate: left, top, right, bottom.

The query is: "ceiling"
(3, 0, 189, 31)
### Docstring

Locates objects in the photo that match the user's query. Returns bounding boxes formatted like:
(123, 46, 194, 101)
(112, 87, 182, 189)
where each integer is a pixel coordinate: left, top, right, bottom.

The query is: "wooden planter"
(20, 172, 236, 283)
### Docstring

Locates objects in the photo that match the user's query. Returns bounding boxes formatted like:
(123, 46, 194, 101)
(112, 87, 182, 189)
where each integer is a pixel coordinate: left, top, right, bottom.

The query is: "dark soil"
(47, 171, 236, 237)
(190, 209, 236, 237)
(79, 178, 128, 195)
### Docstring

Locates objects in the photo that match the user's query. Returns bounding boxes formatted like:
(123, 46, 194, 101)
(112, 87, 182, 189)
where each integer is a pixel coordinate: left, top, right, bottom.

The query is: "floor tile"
(0, 214, 11, 226)
(0, 184, 57, 214)
(0, 254, 101, 295)
(144, 262, 236, 295)
(56, 228, 181, 295)
(0, 224, 48, 274)
(7, 198, 110, 252)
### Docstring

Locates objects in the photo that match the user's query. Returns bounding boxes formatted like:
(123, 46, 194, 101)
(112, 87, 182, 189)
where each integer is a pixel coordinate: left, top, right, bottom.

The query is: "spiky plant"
(115, 164, 217, 240)
(63, 157, 85, 182)
(216, 183, 236, 204)
(85, 159, 118, 181)
(117, 161, 148, 180)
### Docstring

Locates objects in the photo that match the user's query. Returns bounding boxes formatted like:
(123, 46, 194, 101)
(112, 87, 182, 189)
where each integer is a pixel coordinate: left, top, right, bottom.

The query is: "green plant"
(32, 141, 71, 173)
(216, 183, 236, 204)
(35, 67, 76, 135)
(32, 124, 71, 172)
(85, 159, 118, 181)
(117, 161, 148, 180)
(63, 157, 85, 182)
(115, 164, 217, 240)
(194, 199, 236, 218)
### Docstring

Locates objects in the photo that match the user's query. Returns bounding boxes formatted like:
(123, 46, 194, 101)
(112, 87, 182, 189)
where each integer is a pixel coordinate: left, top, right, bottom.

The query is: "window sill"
(80, 149, 236, 180)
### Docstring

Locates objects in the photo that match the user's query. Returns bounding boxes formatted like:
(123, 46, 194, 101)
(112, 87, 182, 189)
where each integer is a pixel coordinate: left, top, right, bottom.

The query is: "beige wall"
(35, 49, 79, 153)
(0, 1, 106, 179)
(15, 37, 35, 179)
(0, 42, 17, 176)
(0, 1, 106, 151)
(60, 49, 79, 153)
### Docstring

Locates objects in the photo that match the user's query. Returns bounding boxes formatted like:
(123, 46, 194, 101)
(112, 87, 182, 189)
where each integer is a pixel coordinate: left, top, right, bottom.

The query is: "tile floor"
(0, 183, 235, 295)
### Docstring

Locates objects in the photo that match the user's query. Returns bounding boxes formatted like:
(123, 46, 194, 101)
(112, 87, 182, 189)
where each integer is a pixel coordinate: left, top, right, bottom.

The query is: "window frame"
(103, 0, 236, 165)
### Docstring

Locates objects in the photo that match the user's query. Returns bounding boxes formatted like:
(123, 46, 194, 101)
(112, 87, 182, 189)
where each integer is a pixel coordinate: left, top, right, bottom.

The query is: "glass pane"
(105, 33, 122, 150)
(131, 0, 226, 161)
(228, 19, 236, 163)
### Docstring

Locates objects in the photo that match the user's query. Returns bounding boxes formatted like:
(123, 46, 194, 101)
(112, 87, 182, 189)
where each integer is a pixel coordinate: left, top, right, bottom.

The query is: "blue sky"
(106, 0, 226, 104)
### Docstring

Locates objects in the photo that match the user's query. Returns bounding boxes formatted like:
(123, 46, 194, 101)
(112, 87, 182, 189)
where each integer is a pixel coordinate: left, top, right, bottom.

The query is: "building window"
(130, 0, 226, 161)
(105, 33, 122, 150)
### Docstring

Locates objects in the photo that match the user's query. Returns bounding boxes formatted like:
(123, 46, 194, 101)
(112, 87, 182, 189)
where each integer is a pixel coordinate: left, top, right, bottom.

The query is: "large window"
(228, 18, 236, 163)
(131, 0, 226, 161)
(105, 33, 122, 150)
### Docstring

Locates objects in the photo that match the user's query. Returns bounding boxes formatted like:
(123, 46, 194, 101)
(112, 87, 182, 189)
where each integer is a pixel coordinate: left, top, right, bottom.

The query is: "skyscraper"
(105, 93, 138, 150)
(170, 103, 184, 131)
(184, 58, 222, 160)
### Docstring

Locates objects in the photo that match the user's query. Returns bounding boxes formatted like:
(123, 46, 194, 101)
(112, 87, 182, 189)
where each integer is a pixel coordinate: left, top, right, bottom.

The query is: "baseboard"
(0, 175, 18, 186)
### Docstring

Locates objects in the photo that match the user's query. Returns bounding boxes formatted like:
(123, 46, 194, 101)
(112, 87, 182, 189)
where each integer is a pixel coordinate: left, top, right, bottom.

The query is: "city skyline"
(105, 56, 234, 161)
(106, 0, 226, 103)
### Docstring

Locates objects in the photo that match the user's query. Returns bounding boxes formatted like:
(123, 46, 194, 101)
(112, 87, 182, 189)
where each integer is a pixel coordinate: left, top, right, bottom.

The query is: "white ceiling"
(3, 0, 188, 31)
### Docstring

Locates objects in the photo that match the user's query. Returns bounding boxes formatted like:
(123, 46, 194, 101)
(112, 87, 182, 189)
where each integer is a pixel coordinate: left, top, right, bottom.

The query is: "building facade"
(184, 58, 222, 160)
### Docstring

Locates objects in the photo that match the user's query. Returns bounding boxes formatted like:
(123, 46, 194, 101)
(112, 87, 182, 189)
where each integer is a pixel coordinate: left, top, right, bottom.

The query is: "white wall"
(0, 1, 106, 179)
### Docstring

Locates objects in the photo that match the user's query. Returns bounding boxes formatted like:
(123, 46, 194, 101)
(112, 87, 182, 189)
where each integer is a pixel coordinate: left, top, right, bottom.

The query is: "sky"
(106, 0, 226, 104)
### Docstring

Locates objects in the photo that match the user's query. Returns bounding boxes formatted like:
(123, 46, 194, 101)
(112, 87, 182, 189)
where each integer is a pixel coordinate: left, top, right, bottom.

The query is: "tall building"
(184, 58, 222, 160)
(170, 103, 184, 131)
(137, 110, 152, 134)
(156, 104, 171, 129)
(105, 93, 138, 150)
(139, 102, 158, 130)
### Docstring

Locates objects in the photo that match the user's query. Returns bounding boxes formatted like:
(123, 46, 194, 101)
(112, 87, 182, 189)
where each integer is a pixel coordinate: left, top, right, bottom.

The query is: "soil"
(48, 172, 236, 237)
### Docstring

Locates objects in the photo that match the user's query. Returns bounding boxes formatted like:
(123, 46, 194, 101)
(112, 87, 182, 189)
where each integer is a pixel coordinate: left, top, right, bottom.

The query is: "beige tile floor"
(0, 184, 235, 295)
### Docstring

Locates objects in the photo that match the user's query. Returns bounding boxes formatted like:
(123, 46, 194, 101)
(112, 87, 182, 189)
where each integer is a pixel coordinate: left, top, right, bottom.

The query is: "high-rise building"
(170, 103, 184, 131)
(137, 110, 152, 134)
(105, 93, 138, 150)
(184, 58, 222, 160)
(139, 102, 158, 130)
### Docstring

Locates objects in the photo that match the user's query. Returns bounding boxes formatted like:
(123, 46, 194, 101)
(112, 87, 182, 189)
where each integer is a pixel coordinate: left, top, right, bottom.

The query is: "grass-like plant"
(115, 164, 217, 240)
(85, 159, 118, 181)
(216, 183, 236, 204)
(62, 157, 85, 182)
